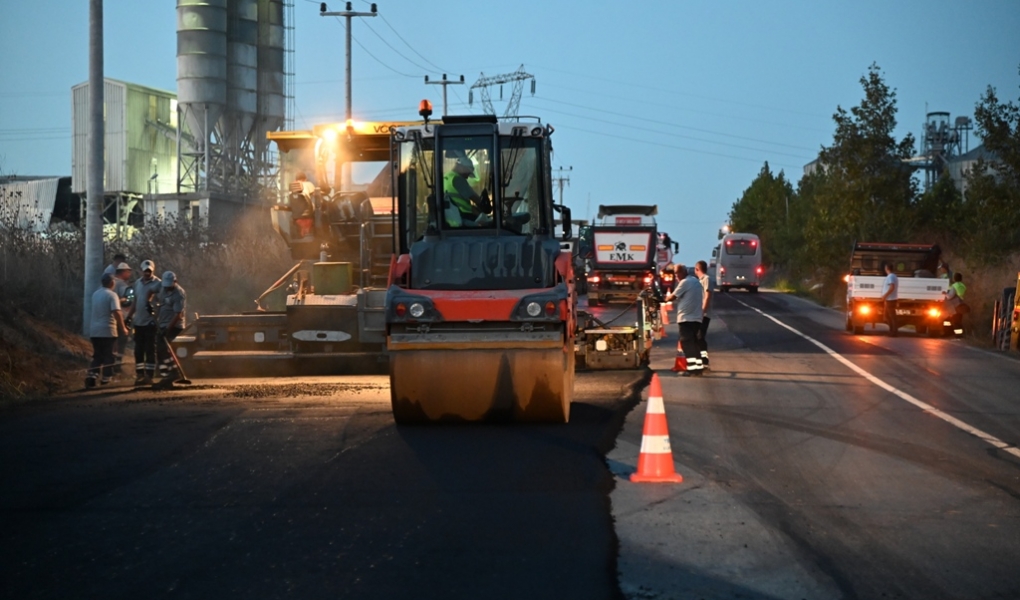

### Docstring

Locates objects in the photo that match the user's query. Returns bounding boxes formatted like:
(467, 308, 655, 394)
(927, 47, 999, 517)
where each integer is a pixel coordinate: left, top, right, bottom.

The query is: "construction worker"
(944, 272, 967, 337)
(155, 271, 187, 380)
(112, 262, 134, 374)
(881, 262, 899, 337)
(666, 264, 704, 377)
(443, 156, 491, 227)
(694, 260, 713, 369)
(86, 273, 129, 388)
(126, 260, 162, 385)
(103, 252, 128, 276)
(291, 171, 316, 238)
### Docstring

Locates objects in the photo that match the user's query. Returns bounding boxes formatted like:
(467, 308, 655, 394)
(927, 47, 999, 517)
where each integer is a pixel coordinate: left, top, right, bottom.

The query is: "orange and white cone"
(670, 340, 687, 372)
(630, 374, 684, 483)
(659, 303, 670, 337)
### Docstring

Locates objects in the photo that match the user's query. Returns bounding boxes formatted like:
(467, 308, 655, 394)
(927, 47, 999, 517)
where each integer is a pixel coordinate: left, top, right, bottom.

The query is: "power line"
(552, 122, 802, 171)
(531, 94, 820, 151)
(527, 101, 814, 160)
(532, 63, 832, 121)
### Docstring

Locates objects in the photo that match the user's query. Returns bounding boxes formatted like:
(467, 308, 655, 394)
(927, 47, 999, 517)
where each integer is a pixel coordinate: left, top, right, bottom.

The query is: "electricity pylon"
(468, 65, 535, 118)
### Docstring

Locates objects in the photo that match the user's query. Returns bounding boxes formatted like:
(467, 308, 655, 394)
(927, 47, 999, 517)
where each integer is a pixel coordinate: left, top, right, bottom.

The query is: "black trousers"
(156, 327, 182, 372)
(696, 316, 711, 356)
(884, 300, 898, 336)
(88, 337, 116, 382)
(134, 324, 158, 374)
(678, 321, 702, 371)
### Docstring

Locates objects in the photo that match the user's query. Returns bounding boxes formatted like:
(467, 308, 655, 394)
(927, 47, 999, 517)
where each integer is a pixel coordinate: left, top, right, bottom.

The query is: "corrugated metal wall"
(0, 177, 60, 232)
(72, 79, 178, 195)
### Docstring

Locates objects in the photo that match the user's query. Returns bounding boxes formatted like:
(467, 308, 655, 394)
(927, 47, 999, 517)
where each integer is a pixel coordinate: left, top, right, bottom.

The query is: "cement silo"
(257, 0, 287, 138)
(225, 0, 258, 142)
(177, 0, 227, 192)
(174, 0, 292, 216)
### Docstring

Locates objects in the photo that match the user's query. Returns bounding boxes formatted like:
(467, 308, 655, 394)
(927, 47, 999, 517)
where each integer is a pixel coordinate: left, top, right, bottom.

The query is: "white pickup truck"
(845, 243, 949, 336)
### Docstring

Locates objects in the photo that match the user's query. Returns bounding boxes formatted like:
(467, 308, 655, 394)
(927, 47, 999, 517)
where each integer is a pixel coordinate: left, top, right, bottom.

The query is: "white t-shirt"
(698, 273, 713, 319)
(882, 272, 899, 301)
(89, 287, 121, 338)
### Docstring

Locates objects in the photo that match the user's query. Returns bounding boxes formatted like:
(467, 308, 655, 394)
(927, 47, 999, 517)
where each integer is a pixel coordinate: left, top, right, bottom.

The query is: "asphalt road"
(0, 372, 645, 600)
(3, 291, 1019, 600)
(613, 290, 1020, 599)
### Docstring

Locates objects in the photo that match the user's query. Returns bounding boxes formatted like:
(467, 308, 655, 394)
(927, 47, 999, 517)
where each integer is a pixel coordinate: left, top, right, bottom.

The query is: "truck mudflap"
(388, 340, 573, 423)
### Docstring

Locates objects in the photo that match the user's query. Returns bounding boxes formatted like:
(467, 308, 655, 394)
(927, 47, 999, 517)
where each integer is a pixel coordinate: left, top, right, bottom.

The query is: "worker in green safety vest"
(443, 156, 491, 227)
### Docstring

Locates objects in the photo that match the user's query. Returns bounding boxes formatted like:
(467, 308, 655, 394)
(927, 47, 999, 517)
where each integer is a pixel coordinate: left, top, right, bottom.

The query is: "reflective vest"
(950, 281, 966, 299)
(443, 171, 474, 217)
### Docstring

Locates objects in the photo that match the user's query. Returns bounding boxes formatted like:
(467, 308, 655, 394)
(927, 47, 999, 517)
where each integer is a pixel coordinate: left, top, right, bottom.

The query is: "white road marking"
(732, 297, 1020, 460)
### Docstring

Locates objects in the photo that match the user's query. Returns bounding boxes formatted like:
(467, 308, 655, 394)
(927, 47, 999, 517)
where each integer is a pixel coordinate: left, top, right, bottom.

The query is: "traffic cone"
(631, 374, 684, 483)
(671, 340, 687, 372)
(659, 303, 670, 337)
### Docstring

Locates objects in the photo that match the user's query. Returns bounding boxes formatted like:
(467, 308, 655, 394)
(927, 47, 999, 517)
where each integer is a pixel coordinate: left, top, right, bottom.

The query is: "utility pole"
(319, 2, 377, 121)
(424, 74, 464, 116)
(553, 165, 572, 205)
(83, 0, 105, 335)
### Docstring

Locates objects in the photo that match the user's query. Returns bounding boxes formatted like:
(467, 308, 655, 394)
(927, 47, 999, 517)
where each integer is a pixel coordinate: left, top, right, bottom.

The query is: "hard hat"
(116, 262, 131, 272)
(454, 156, 474, 172)
(140, 260, 155, 272)
(162, 271, 177, 287)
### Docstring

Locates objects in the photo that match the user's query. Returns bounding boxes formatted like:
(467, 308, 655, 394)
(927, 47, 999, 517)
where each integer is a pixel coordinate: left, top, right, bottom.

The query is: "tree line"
(728, 63, 1020, 298)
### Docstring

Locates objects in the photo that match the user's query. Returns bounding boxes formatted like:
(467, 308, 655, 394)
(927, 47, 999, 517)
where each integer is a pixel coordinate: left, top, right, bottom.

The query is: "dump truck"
(845, 242, 949, 336)
(579, 205, 659, 306)
(174, 121, 413, 375)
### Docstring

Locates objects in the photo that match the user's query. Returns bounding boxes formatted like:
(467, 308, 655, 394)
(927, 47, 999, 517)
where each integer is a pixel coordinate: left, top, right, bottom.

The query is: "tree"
(963, 66, 1020, 261)
(802, 64, 918, 278)
(729, 162, 796, 269)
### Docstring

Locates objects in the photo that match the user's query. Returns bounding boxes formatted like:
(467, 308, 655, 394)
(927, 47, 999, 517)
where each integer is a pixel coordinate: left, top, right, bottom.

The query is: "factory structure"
(66, 0, 295, 236)
(804, 110, 994, 194)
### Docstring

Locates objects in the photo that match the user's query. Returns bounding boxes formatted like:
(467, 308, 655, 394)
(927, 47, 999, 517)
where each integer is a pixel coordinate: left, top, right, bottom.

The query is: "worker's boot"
(134, 373, 147, 386)
(144, 370, 155, 385)
(85, 376, 97, 389)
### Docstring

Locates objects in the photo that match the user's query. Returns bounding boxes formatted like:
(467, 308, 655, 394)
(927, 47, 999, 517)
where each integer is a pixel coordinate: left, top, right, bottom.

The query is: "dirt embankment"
(0, 301, 92, 399)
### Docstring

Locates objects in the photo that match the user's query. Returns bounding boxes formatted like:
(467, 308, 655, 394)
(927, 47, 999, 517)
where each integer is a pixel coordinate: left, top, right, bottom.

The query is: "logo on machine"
(615, 242, 627, 251)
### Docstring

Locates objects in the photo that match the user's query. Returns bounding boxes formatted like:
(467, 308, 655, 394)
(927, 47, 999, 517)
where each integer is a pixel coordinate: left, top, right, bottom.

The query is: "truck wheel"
(845, 314, 853, 332)
(721, 286, 730, 293)
(852, 323, 864, 335)
(749, 286, 759, 294)
(916, 324, 928, 335)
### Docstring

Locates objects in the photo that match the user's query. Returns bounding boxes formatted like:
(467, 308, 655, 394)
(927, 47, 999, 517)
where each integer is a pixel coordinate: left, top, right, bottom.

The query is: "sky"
(1, 0, 1018, 265)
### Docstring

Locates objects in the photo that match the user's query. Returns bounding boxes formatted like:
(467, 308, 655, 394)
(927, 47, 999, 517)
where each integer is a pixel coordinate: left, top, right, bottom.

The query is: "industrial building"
(67, 0, 294, 237)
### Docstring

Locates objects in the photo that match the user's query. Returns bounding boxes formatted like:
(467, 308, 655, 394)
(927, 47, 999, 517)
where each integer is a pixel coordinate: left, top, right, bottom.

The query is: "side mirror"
(557, 205, 572, 241)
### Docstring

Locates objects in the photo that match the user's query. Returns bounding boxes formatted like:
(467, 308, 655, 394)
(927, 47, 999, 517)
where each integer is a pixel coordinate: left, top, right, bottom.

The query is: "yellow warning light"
(321, 127, 339, 143)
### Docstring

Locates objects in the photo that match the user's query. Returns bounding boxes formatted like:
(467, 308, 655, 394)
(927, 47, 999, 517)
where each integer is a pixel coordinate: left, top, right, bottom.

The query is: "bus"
(714, 233, 762, 293)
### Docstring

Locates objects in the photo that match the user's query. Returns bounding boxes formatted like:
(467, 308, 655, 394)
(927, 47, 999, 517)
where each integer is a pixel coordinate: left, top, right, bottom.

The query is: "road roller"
(385, 104, 576, 422)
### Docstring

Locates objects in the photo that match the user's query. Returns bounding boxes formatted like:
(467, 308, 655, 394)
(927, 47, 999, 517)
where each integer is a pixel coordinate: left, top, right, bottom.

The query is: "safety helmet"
(162, 271, 177, 287)
(454, 156, 474, 173)
(140, 260, 155, 272)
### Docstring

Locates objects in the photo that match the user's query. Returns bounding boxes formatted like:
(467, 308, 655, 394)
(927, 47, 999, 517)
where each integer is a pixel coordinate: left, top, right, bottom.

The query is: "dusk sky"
(1, 0, 1017, 264)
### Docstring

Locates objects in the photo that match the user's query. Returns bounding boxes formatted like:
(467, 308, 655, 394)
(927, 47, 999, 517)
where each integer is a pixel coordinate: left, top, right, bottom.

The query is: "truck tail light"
(643, 275, 653, 285)
(589, 275, 600, 284)
(927, 307, 941, 318)
(719, 266, 726, 275)
(755, 266, 763, 275)
(858, 304, 872, 315)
